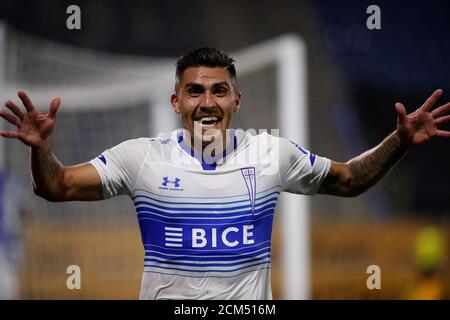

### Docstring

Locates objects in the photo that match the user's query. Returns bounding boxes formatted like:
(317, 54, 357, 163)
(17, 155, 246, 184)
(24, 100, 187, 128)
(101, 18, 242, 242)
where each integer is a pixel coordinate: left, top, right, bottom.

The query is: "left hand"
(395, 89, 450, 146)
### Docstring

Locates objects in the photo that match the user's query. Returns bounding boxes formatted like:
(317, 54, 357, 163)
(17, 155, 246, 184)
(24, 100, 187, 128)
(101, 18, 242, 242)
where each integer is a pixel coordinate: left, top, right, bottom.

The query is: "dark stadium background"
(0, 0, 449, 299)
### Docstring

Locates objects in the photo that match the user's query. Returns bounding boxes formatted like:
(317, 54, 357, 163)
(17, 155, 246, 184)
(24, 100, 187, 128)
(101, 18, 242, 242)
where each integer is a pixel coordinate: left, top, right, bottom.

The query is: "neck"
(185, 129, 234, 159)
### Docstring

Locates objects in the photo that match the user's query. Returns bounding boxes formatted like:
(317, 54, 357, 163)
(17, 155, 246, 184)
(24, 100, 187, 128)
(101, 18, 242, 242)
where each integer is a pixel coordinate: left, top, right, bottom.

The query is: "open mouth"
(194, 116, 221, 127)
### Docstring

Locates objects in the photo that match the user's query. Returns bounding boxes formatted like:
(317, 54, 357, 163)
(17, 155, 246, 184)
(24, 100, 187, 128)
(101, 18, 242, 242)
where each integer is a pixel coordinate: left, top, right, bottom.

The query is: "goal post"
(278, 36, 310, 300)
(0, 22, 5, 169)
(235, 35, 310, 299)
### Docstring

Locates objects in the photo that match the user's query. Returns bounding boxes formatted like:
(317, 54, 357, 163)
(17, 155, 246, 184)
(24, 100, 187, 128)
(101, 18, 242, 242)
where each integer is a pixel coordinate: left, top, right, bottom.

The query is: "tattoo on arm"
(347, 131, 408, 195)
(30, 142, 65, 196)
(41, 146, 60, 178)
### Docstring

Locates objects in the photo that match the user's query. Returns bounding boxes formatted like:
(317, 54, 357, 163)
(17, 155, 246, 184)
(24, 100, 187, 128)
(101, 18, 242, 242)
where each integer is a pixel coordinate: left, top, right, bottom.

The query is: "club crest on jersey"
(241, 167, 256, 214)
(159, 176, 183, 191)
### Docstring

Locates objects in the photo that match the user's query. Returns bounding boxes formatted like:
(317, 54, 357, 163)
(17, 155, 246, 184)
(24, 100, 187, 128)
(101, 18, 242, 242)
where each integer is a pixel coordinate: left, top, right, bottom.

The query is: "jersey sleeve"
(89, 138, 149, 198)
(278, 137, 331, 195)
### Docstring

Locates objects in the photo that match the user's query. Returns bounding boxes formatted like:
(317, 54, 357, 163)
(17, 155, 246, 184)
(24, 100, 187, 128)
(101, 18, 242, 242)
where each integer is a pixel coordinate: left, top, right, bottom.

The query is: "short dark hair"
(175, 47, 237, 89)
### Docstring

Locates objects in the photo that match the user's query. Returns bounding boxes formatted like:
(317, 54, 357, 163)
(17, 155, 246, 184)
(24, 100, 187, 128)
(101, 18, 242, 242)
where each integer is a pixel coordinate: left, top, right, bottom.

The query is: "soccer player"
(1, 48, 449, 299)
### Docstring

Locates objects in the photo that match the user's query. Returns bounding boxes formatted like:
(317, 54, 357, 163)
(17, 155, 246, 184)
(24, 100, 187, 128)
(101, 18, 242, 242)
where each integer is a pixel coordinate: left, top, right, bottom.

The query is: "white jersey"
(90, 129, 331, 300)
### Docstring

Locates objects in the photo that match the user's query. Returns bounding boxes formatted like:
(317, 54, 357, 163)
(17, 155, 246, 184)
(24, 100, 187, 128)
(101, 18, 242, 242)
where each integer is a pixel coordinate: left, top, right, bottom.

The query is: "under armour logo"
(162, 177, 181, 188)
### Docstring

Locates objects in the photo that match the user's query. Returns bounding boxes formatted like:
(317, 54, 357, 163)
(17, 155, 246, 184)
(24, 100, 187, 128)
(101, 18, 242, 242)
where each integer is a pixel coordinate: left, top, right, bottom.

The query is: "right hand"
(0, 90, 61, 148)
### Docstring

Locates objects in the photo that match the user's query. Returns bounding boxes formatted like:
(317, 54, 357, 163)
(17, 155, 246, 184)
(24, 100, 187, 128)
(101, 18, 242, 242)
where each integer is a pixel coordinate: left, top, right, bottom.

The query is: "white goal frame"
(236, 35, 310, 300)
(0, 22, 5, 169)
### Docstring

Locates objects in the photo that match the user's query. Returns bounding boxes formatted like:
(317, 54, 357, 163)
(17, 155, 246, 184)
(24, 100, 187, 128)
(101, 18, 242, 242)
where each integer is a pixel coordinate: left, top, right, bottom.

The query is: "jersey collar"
(177, 129, 238, 170)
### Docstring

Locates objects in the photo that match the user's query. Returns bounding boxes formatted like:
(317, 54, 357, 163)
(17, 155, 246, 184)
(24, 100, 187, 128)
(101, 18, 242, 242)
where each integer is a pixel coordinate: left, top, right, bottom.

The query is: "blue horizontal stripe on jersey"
(137, 212, 275, 230)
(132, 190, 280, 206)
(143, 240, 271, 256)
(134, 195, 248, 206)
(144, 255, 270, 268)
(145, 246, 270, 259)
(136, 200, 276, 216)
(144, 260, 270, 274)
(136, 205, 276, 222)
(143, 266, 272, 279)
(133, 185, 282, 200)
(144, 254, 272, 264)
(145, 247, 271, 262)
(137, 211, 274, 228)
(134, 196, 278, 214)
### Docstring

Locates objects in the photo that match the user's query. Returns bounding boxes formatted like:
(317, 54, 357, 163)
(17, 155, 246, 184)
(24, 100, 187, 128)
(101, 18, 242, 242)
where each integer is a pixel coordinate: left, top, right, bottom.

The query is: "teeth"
(194, 116, 219, 126)
(201, 117, 218, 121)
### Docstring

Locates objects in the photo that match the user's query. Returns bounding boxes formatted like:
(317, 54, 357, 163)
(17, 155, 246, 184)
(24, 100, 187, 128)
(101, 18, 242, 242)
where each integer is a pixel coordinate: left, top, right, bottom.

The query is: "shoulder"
(151, 130, 179, 146)
(235, 129, 279, 146)
(246, 131, 297, 152)
(110, 137, 152, 152)
(115, 131, 178, 150)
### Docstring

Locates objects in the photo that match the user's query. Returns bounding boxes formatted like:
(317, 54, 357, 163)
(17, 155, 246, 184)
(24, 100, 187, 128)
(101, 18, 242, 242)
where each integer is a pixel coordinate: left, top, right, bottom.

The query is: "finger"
(435, 130, 450, 138)
(395, 102, 407, 123)
(0, 130, 22, 139)
(435, 115, 450, 126)
(48, 97, 61, 119)
(5, 100, 25, 120)
(0, 109, 21, 128)
(420, 89, 443, 112)
(431, 102, 450, 118)
(18, 90, 36, 112)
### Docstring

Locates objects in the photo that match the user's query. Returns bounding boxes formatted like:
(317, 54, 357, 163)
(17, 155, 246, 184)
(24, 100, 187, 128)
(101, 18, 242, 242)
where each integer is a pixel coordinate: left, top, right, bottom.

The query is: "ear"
(233, 91, 242, 114)
(170, 92, 181, 114)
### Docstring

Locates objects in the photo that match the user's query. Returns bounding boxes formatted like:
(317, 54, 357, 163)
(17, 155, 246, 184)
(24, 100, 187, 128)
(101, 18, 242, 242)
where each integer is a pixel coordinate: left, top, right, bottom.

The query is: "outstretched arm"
(319, 89, 450, 197)
(0, 90, 103, 201)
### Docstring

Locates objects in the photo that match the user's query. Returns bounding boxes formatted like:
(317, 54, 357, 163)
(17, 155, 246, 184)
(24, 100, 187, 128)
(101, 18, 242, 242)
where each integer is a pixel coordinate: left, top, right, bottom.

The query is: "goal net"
(0, 22, 309, 299)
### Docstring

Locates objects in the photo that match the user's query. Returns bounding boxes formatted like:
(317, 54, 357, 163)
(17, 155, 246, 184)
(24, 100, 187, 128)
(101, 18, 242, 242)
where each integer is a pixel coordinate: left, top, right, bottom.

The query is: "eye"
(213, 86, 229, 96)
(187, 86, 203, 97)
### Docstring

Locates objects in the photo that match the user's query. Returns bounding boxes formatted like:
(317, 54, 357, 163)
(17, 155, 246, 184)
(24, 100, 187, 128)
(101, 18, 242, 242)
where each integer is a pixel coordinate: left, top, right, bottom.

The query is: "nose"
(199, 90, 216, 110)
